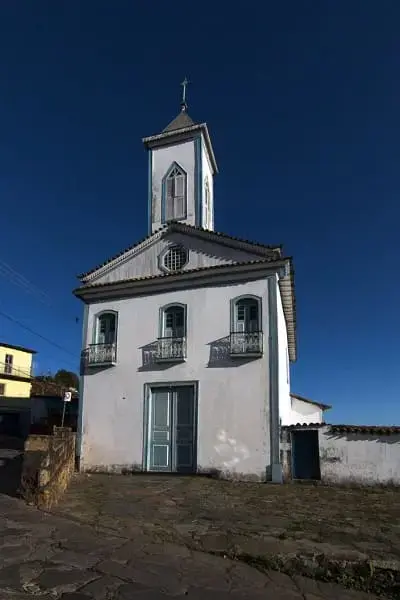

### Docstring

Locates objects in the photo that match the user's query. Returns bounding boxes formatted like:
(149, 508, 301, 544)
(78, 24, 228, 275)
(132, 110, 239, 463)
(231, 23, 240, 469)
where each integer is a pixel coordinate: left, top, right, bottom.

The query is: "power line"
(0, 260, 51, 306)
(0, 259, 80, 324)
(0, 360, 32, 378)
(0, 307, 78, 366)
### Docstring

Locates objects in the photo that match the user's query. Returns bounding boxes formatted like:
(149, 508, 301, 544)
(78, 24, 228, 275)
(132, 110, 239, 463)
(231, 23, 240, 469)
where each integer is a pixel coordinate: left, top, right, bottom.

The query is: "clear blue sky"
(0, 2, 399, 424)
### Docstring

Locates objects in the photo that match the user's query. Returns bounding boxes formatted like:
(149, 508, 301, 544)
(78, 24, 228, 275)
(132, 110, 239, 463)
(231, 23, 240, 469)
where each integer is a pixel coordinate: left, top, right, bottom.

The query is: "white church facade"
(74, 91, 298, 481)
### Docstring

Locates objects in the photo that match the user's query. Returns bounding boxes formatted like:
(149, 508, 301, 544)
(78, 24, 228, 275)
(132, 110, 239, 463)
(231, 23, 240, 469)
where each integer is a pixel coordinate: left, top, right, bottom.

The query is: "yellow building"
(0, 342, 36, 399)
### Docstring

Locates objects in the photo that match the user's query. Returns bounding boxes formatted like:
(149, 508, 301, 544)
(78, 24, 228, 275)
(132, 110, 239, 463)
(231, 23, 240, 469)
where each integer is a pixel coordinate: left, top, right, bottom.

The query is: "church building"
(74, 85, 296, 482)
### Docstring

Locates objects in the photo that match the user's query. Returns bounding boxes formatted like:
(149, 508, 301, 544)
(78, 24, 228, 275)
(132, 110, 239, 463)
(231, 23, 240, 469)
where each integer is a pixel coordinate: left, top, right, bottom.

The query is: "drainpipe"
(268, 275, 282, 483)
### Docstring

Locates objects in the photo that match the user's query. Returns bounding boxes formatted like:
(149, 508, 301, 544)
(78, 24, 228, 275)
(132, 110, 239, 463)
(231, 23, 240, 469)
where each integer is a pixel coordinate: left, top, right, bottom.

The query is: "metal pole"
(61, 400, 66, 428)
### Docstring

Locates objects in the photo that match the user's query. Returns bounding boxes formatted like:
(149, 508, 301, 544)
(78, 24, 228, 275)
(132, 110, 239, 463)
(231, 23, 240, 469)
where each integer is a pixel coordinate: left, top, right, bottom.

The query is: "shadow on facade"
(207, 337, 255, 368)
(80, 363, 115, 376)
(137, 342, 176, 372)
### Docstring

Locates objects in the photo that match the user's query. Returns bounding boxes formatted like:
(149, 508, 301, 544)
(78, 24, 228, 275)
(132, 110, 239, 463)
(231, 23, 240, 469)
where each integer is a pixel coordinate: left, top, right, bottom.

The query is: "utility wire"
(0, 360, 32, 378)
(0, 308, 78, 365)
(0, 260, 51, 306)
(0, 259, 80, 324)
(0, 361, 78, 398)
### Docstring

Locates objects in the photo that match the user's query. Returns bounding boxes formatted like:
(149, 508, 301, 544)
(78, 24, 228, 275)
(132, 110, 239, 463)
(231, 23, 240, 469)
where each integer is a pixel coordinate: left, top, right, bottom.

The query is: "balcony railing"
(0, 364, 32, 379)
(230, 331, 263, 357)
(155, 337, 186, 362)
(84, 343, 117, 366)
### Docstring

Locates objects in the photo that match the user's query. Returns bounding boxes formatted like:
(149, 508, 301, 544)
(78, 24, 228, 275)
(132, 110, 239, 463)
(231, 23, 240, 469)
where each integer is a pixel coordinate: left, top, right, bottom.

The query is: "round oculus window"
(163, 245, 188, 272)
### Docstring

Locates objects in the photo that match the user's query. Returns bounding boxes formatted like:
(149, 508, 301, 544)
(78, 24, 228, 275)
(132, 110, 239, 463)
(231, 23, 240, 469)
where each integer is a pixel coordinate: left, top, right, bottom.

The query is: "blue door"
(292, 430, 321, 480)
(147, 386, 196, 473)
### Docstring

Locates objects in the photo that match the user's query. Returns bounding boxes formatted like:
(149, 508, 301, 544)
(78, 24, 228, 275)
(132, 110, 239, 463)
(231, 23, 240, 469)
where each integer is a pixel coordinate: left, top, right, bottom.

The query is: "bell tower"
(143, 80, 218, 235)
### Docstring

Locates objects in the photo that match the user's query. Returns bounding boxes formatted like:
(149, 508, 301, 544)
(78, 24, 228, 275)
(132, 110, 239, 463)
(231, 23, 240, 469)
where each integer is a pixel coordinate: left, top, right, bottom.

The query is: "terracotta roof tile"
(330, 424, 400, 435)
(282, 423, 327, 430)
(282, 423, 400, 435)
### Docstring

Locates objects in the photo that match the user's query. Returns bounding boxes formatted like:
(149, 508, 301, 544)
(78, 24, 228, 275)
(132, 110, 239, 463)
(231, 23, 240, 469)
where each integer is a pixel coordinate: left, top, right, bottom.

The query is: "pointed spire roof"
(163, 110, 195, 133)
(142, 78, 218, 174)
(163, 77, 195, 132)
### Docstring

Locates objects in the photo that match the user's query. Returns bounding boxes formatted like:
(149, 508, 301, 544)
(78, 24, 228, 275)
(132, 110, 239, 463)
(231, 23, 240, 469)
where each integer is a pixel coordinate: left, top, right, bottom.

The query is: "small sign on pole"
(63, 391, 72, 403)
(61, 391, 72, 427)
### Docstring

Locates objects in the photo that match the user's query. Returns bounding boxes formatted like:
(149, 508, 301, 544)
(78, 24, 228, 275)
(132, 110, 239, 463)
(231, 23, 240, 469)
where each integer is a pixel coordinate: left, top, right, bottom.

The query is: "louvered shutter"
(236, 303, 245, 333)
(166, 178, 174, 221)
(174, 307, 185, 337)
(174, 175, 185, 219)
(248, 304, 258, 332)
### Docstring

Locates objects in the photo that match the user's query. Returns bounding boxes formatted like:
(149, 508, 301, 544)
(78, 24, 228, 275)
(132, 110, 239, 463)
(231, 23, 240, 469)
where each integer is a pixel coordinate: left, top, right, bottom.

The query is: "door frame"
(142, 381, 199, 473)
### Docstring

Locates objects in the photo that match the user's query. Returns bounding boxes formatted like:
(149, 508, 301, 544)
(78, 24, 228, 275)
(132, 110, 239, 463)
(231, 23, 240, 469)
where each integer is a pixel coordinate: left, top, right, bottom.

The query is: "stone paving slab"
(49, 473, 400, 597)
(0, 492, 385, 599)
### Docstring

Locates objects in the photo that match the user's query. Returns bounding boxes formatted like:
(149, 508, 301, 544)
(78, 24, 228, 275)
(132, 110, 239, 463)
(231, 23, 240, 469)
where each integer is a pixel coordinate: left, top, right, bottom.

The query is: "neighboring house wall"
(31, 396, 78, 431)
(277, 283, 291, 426)
(286, 398, 323, 426)
(0, 346, 33, 398)
(80, 277, 272, 480)
(0, 397, 31, 437)
(282, 425, 400, 486)
(0, 380, 32, 399)
(88, 232, 262, 286)
(319, 427, 400, 485)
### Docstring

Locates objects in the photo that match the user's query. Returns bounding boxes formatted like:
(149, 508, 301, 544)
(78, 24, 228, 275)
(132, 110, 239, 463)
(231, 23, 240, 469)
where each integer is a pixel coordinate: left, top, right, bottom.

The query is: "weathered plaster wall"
(319, 427, 400, 485)
(89, 232, 262, 286)
(80, 277, 273, 480)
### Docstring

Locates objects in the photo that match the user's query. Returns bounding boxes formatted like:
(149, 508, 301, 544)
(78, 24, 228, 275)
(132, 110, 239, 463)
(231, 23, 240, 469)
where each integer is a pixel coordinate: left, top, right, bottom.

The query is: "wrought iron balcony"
(155, 337, 186, 362)
(230, 331, 263, 357)
(84, 343, 117, 367)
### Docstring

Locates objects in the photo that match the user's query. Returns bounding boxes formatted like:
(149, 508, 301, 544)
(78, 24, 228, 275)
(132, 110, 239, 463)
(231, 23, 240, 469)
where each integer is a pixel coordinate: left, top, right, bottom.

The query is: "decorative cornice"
(74, 258, 286, 299)
(78, 222, 282, 282)
(143, 123, 218, 175)
(80, 229, 165, 283)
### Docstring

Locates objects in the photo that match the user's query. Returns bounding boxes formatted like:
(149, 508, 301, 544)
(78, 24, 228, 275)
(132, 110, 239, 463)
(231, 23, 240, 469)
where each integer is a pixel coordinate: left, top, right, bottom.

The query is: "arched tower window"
(163, 163, 187, 222)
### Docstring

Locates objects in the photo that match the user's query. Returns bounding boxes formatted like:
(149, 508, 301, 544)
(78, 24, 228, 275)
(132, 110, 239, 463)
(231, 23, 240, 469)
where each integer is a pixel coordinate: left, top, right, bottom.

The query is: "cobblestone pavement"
(52, 474, 400, 562)
(0, 492, 385, 599)
(50, 474, 400, 598)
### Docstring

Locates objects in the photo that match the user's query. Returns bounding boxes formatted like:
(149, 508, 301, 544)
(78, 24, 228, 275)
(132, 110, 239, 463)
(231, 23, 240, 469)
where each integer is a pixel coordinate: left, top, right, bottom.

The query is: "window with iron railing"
(156, 304, 187, 361)
(230, 296, 263, 356)
(85, 311, 118, 366)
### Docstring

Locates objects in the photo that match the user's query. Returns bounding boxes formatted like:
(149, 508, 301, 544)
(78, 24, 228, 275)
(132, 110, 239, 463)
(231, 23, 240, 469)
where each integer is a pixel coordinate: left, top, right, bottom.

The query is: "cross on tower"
(181, 77, 189, 110)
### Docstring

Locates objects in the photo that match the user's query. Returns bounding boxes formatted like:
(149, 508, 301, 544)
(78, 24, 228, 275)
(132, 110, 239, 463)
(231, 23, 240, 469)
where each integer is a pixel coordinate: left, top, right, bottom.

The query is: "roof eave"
(142, 123, 218, 174)
(278, 259, 297, 362)
(74, 259, 287, 301)
(78, 222, 282, 283)
(0, 342, 37, 354)
(290, 393, 332, 411)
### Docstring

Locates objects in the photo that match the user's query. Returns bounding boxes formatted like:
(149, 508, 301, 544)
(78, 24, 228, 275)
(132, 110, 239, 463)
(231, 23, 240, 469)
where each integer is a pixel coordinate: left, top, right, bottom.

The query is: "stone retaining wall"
(20, 426, 76, 509)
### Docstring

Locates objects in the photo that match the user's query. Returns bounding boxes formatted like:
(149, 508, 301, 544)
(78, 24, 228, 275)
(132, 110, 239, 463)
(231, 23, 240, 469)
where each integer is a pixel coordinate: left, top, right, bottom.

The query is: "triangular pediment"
(79, 223, 281, 286)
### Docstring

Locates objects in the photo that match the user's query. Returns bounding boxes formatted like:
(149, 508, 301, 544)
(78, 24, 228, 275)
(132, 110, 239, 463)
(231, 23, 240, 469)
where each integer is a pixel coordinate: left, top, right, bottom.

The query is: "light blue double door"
(146, 385, 196, 473)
